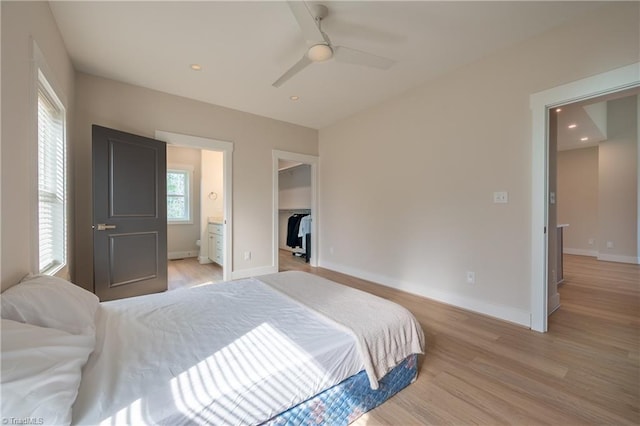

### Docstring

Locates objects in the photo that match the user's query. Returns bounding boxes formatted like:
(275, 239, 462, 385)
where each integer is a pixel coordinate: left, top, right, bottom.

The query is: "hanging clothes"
(298, 215, 312, 263)
(286, 214, 307, 248)
(298, 215, 311, 251)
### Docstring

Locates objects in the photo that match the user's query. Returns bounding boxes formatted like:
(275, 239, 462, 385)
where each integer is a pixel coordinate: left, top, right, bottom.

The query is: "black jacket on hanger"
(286, 214, 303, 248)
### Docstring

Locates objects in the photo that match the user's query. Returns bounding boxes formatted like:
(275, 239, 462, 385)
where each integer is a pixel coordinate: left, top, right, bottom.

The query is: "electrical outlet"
(244, 251, 251, 260)
(466, 271, 475, 284)
(329, 247, 334, 255)
(588, 238, 595, 246)
(606, 241, 614, 249)
(493, 191, 508, 204)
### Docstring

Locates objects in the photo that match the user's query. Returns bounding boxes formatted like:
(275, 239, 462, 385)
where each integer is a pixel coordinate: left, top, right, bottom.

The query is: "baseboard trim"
(563, 249, 639, 264)
(232, 265, 278, 280)
(597, 253, 639, 264)
(320, 260, 531, 328)
(563, 248, 598, 257)
(198, 256, 212, 264)
(168, 251, 199, 260)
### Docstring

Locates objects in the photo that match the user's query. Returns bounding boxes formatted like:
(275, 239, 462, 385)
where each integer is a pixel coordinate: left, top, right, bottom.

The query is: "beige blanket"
(258, 271, 425, 389)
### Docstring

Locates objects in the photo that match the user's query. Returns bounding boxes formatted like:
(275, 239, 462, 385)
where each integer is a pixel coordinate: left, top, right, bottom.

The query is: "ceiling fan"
(272, 1, 395, 88)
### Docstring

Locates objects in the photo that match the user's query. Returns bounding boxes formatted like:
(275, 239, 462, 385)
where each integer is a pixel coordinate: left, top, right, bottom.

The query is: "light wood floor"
(172, 252, 640, 424)
(167, 257, 222, 291)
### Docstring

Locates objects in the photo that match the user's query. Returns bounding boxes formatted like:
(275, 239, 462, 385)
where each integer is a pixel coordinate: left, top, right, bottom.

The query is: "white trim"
(168, 251, 199, 260)
(272, 150, 319, 272)
(232, 265, 278, 280)
(530, 62, 640, 332)
(31, 40, 70, 278)
(155, 130, 234, 281)
(321, 260, 531, 328)
(198, 255, 212, 264)
(596, 254, 640, 265)
(562, 248, 639, 264)
(563, 248, 598, 257)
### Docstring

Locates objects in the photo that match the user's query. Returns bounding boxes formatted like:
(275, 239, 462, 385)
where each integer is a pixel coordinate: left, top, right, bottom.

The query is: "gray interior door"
(92, 125, 167, 301)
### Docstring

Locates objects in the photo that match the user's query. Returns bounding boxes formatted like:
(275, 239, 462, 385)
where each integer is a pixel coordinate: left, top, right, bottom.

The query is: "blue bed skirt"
(263, 354, 418, 425)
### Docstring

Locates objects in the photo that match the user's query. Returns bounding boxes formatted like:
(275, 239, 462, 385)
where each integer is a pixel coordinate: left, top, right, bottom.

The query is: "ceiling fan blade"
(287, 1, 325, 43)
(272, 54, 313, 88)
(334, 46, 395, 70)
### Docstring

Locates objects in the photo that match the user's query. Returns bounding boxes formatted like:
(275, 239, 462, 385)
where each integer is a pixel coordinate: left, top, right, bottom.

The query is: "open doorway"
(272, 150, 318, 272)
(549, 87, 639, 318)
(156, 130, 233, 288)
(529, 62, 640, 332)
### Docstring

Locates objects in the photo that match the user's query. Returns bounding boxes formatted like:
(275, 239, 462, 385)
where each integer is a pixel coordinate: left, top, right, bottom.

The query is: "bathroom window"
(167, 168, 192, 223)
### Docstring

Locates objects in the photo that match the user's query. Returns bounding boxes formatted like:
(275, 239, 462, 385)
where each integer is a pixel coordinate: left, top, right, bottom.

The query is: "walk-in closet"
(278, 161, 312, 262)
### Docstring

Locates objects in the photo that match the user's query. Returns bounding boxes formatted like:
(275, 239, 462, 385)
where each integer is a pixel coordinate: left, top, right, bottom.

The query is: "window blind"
(37, 76, 66, 273)
(167, 169, 190, 222)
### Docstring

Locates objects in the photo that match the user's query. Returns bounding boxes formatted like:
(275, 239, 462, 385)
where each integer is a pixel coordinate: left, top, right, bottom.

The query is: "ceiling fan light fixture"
(307, 44, 333, 62)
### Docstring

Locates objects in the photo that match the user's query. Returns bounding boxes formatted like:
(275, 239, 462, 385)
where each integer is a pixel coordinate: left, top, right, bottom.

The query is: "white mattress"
(72, 278, 363, 425)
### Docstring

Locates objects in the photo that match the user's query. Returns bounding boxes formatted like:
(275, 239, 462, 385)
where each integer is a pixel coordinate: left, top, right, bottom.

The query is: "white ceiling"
(556, 88, 639, 151)
(49, 1, 607, 130)
(556, 102, 607, 151)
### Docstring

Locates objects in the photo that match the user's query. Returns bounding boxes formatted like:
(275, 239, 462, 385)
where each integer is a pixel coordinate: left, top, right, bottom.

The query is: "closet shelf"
(279, 208, 311, 213)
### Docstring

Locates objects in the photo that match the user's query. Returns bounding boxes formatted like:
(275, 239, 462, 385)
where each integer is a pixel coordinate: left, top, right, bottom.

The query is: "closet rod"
(279, 208, 311, 213)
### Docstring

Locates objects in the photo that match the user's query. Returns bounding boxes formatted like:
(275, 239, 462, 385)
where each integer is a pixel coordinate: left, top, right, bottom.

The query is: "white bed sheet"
(258, 271, 425, 389)
(72, 278, 362, 425)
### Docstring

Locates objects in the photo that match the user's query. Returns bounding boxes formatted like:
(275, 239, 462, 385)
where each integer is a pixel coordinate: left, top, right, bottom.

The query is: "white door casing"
(155, 130, 234, 282)
(272, 150, 319, 271)
(529, 62, 640, 332)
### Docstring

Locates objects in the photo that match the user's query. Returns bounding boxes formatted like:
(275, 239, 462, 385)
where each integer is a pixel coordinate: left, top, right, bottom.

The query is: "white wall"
(73, 73, 317, 289)
(279, 165, 311, 209)
(200, 149, 223, 262)
(167, 145, 201, 258)
(598, 96, 638, 263)
(557, 147, 599, 255)
(318, 2, 640, 326)
(1, 1, 76, 291)
(558, 96, 639, 264)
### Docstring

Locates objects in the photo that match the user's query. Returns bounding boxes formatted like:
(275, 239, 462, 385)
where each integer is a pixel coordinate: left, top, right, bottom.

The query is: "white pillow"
(1, 319, 95, 425)
(1, 274, 99, 336)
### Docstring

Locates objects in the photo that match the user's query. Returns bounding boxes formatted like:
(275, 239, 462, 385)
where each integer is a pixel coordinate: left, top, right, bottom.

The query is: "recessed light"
(556, 108, 562, 112)
(581, 137, 589, 141)
(290, 96, 300, 101)
(190, 64, 202, 71)
(568, 124, 577, 129)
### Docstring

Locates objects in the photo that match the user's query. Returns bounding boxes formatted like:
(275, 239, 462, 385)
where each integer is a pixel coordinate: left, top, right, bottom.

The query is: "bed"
(1, 271, 425, 425)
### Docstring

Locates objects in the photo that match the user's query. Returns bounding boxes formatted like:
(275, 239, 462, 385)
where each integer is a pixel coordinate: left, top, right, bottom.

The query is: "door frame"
(155, 130, 234, 282)
(529, 62, 640, 332)
(272, 150, 319, 270)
